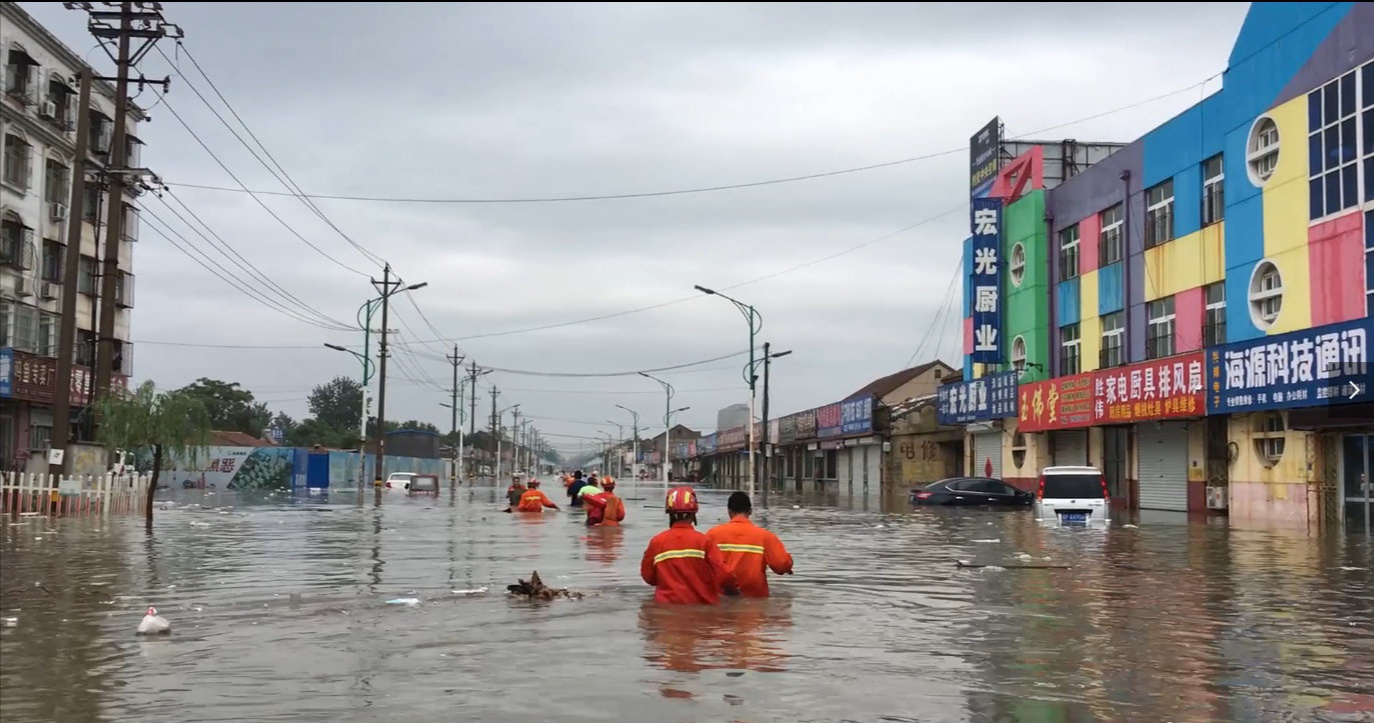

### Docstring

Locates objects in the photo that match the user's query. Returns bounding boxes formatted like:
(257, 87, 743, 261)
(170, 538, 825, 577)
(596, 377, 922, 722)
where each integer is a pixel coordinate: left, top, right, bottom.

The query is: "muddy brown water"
(2, 483, 1372, 722)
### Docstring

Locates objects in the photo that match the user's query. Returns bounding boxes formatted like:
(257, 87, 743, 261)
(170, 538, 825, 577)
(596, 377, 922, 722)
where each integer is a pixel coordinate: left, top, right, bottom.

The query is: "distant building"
(716, 404, 748, 432)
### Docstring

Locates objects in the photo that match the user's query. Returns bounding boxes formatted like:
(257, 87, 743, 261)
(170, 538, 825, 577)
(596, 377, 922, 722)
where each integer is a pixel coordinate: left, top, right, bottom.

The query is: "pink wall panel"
(963, 316, 973, 356)
(1308, 212, 1365, 326)
(1078, 212, 1101, 274)
(1174, 286, 1205, 352)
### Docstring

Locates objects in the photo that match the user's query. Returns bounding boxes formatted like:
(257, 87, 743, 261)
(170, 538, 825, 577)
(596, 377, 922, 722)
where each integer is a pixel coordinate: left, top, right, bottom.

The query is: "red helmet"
(665, 486, 699, 514)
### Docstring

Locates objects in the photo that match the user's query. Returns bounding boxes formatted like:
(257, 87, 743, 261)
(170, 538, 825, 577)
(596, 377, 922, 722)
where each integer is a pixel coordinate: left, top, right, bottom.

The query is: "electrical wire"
(481, 349, 746, 378)
(163, 78, 1215, 204)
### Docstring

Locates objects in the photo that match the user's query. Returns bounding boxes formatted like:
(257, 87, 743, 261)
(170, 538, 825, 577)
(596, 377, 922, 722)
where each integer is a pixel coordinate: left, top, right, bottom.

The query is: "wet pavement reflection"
(2, 482, 1372, 722)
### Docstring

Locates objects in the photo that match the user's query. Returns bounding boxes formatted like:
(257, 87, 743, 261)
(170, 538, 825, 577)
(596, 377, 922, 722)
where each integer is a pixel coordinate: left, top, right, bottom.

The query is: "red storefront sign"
(3, 349, 128, 405)
(1092, 352, 1205, 423)
(1017, 373, 1094, 432)
(815, 403, 842, 437)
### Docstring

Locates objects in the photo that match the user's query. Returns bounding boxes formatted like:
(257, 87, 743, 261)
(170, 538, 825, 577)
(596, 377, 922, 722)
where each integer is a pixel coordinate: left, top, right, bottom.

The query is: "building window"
(1308, 69, 1361, 220)
(46, 75, 75, 130)
(1144, 179, 1175, 248)
(1011, 433, 1027, 469)
(1366, 210, 1373, 316)
(75, 329, 96, 367)
(28, 420, 52, 452)
(1060, 323, 1081, 375)
(1202, 155, 1224, 225)
(1254, 412, 1286, 467)
(41, 239, 64, 283)
(1247, 116, 1280, 186)
(83, 186, 103, 223)
(1011, 335, 1027, 377)
(1099, 204, 1124, 266)
(1204, 282, 1226, 346)
(9, 303, 39, 354)
(4, 46, 38, 103)
(1008, 243, 1026, 287)
(2, 133, 33, 190)
(1, 212, 34, 270)
(115, 271, 134, 308)
(1058, 224, 1080, 280)
(124, 135, 144, 168)
(88, 111, 113, 156)
(77, 255, 98, 295)
(122, 204, 139, 242)
(1248, 260, 1284, 329)
(1364, 63, 1373, 203)
(44, 159, 71, 206)
(38, 311, 57, 358)
(1100, 311, 1124, 368)
(1146, 296, 1176, 359)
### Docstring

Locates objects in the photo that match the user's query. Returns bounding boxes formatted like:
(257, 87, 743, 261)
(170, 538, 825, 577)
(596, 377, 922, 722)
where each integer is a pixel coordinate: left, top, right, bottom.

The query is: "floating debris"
(385, 598, 421, 606)
(506, 571, 583, 601)
(451, 587, 489, 595)
(956, 560, 1072, 570)
(972, 539, 1000, 543)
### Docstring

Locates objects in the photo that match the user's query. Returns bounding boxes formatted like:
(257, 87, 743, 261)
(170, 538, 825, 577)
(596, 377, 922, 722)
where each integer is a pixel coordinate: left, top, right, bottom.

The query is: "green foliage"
(286, 417, 359, 449)
(98, 381, 214, 523)
(368, 418, 439, 436)
(270, 411, 296, 434)
(175, 378, 266, 436)
(308, 377, 363, 431)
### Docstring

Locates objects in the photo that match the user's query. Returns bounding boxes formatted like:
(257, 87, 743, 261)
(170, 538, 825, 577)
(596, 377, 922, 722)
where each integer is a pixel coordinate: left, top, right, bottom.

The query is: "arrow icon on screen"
(1347, 381, 1365, 401)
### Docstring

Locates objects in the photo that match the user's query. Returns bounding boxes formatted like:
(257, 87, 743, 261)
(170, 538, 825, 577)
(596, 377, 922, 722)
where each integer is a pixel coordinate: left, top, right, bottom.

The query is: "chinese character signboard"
(698, 434, 717, 456)
(0, 347, 127, 405)
(970, 116, 1001, 198)
(779, 414, 797, 444)
(937, 371, 1018, 425)
(815, 403, 843, 438)
(1206, 317, 1370, 414)
(795, 410, 817, 440)
(1093, 352, 1205, 423)
(969, 197, 1004, 364)
(719, 427, 746, 451)
(840, 395, 874, 435)
(1017, 374, 1095, 432)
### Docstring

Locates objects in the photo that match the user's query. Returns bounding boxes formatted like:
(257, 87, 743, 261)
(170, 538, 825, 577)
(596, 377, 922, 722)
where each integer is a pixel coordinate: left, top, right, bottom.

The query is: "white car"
(1033, 465, 1110, 527)
(385, 472, 418, 490)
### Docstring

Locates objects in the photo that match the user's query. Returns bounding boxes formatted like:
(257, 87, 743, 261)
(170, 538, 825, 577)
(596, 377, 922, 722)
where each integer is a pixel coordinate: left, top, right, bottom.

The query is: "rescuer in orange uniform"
(706, 492, 793, 597)
(640, 486, 736, 604)
(584, 477, 626, 526)
(516, 479, 560, 512)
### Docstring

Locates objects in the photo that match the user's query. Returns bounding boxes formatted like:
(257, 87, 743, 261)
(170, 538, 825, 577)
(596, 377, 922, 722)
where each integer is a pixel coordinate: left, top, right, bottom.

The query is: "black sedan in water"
(909, 477, 1033, 507)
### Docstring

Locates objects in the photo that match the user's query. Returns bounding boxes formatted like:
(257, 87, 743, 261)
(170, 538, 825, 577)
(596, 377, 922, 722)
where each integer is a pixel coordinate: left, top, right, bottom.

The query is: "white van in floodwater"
(1034, 465, 1111, 527)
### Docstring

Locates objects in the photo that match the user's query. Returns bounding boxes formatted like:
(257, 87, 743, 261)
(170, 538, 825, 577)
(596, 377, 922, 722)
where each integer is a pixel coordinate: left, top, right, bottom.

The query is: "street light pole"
(370, 265, 428, 488)
(616, 404, 640, 496)
(324, 342, 375, 492)
(757, 344, 792, 508)
(639, 372, 675, 485)
(694, 285, 761, 500)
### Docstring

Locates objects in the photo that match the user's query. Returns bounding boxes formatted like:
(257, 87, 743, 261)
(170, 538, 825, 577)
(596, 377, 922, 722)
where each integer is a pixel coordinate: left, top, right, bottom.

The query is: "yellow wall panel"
(1080, 313, 1101, 373)
(1264, 244, 1312, 334)
(1261, 96, 1310, 259)
(1142, 222, 1226, 301)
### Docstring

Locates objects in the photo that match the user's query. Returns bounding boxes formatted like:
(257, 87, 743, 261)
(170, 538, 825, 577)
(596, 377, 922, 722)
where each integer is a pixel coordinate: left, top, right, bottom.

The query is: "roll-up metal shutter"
(1051, 430, 1089, 467)
(1137, 421, 1189, 511)
(864, 444, 883, 490)
(837, 448, 852, 487)
(972, 432, 1002, 479)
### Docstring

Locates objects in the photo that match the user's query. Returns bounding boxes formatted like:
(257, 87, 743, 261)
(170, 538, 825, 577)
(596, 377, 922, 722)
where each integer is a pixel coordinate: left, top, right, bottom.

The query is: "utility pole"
(446, 345, 465, 485)
(370, 264, 401, 485)
(71, 1, 180, 405)
(511, 407, 522, 474)
(47, 67, 94, 478)
(761, 341, 771, 508)
(489, 386, 500, 479)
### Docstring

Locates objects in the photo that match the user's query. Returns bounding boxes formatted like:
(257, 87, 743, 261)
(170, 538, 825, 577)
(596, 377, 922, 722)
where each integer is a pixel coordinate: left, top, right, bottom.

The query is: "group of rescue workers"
(505, 468, 793, 605)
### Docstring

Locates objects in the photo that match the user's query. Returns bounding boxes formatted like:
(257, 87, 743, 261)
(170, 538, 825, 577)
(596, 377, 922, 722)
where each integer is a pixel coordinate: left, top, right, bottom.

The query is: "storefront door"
(1342, 434, 1373, 534)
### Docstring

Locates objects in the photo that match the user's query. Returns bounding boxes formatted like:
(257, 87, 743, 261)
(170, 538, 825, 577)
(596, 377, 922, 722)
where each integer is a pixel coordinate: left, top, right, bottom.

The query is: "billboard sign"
(840, 395, 874, 435)
(970, 116, 1001, 198)
(1094, 352, 1205, 423)
(969, 197, 1004, 364)
(1206, 317, 1370, 414)
(815, 403, 843, 438)
(937, 371, 1018, 425)
(1017, 374, 1095, 432)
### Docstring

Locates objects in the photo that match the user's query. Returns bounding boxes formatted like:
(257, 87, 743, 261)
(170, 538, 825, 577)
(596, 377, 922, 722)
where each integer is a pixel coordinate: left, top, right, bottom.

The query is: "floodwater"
(2, 482, 1373, 723)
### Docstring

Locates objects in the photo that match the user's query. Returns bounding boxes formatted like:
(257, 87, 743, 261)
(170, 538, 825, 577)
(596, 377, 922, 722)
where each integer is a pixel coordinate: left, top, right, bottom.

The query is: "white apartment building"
(0, 1, 140, 471)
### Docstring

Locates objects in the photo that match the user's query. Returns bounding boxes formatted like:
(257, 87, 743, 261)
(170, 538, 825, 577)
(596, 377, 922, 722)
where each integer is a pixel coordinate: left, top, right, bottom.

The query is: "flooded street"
(3, 483, 1373, 723)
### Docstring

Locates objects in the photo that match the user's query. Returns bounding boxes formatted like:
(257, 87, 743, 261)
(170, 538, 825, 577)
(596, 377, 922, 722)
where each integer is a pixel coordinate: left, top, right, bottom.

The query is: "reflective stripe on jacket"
(640, 521, 734, 604)
(706, 517, 793, 597)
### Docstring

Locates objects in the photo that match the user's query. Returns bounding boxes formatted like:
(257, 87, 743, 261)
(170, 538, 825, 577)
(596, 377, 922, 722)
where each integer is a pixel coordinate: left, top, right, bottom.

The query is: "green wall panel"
(1003, 190, 1050, 382)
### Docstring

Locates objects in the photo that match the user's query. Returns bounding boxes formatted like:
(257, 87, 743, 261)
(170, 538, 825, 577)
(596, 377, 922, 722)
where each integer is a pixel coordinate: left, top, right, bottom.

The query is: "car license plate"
(1061, 512, 1088, 524)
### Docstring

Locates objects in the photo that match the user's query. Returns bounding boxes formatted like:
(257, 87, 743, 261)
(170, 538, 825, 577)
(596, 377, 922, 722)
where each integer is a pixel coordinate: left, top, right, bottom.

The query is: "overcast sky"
(22, 1, 1247, 456)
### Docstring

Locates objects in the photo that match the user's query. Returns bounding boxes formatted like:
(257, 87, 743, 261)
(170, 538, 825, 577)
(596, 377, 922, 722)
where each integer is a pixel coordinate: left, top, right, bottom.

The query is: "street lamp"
(605, 420, 625, 478)
(695, 284, 761, 499)
(369, 266, 429, 488)
(639, 372, 676, 485)
(615, 404, 641, 495)
(746, 343, 792, 507)
(324, 343, 375, 491)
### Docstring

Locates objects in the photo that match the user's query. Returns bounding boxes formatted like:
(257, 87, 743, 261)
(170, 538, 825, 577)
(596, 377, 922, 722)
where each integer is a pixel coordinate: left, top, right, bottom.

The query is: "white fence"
(0, 472, 150, 518)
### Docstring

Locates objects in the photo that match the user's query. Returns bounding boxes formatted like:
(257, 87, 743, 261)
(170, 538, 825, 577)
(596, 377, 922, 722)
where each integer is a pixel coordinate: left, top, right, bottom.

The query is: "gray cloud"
(21, 1, 1247, 455)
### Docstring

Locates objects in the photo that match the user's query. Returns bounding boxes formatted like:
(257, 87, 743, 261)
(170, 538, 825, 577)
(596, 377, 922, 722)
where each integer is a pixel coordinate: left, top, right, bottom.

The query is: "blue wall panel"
(961, 237, 972, 319)
(1098, 262, 1124, 315)
(1056, 278, 1081, 327)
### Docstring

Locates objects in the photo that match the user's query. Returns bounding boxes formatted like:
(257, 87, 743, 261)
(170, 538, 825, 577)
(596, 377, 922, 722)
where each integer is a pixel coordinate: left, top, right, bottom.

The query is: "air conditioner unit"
(40, 281, 58, 300)
(50, 202, 68, 221)
(1205, 484, 1228, 510)
(40, 100, 58, 118)
(14, 278, 33, 297)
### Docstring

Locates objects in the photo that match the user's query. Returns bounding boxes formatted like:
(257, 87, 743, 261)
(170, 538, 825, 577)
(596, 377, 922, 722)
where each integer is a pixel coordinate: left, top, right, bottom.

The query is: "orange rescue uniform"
(600, 493, 626, 526)
(640, 521, 735, 604)
(516, 489, 558, 512)
(706, 517, 793, 598)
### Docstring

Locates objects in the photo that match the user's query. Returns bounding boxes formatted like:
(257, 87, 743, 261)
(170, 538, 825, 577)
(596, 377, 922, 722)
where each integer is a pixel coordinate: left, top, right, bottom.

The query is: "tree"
(175, 378, 262, 436)
(308, 377, 362, 432)
(286, 417, 357, 449)
(98, 381, 213, 527)
(269, 411, 296, 436)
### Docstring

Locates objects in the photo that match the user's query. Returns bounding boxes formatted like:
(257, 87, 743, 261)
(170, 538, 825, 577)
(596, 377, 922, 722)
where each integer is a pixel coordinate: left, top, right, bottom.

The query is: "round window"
(1247, 260, 1283, 330)
(1246, 115, 1280, 187)
(1009, 243, 1026, 287)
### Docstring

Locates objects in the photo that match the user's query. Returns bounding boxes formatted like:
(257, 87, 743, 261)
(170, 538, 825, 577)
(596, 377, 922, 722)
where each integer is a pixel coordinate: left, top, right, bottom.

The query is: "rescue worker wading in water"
(640, 486, 736, 604)
(706, 491, 793, 597)
(582, 477, 626, 526)
(515, 479, 559, 513)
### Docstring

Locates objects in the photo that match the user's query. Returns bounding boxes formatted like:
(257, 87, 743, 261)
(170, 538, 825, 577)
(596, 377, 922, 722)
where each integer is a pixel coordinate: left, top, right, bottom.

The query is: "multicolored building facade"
(949, 2, 1373, 529)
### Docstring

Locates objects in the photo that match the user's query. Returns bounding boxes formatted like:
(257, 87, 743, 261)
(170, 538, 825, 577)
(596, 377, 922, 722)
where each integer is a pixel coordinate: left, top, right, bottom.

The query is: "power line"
(482, 350, 747, 378)
(162, 78, 1214, 204)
